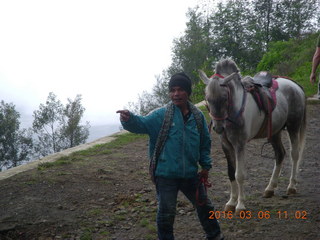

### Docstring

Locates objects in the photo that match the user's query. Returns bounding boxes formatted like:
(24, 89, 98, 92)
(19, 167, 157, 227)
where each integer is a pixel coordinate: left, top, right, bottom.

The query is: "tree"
(126, 0, 320, 114)
(33, 92, 64, 157)
(171, 0, 319, 74)
(210, 0, 265, 71)
(280, 0, 318, 38)
(60, 95, 90, 149)
(0, 101, 33, 171)
(252, 0, 318, 44)
(126, 74, 170, 115)
(33, 92, 90, 158)
(171, 7, 212, 81)
(252, 0, 274, 47)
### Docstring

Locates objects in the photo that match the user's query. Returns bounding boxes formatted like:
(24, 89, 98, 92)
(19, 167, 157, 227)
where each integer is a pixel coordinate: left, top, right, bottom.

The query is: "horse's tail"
(215, 58, 240, 76)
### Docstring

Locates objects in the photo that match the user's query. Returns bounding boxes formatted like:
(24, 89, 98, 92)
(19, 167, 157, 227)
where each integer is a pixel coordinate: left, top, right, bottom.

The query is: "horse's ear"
(198, 69, 210, 85)
(222, 72, 240, 85)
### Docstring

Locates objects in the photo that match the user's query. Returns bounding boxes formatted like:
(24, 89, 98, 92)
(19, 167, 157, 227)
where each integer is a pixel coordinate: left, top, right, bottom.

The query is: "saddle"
(252, 71, 273, 88)
(242, 71, 279, 140)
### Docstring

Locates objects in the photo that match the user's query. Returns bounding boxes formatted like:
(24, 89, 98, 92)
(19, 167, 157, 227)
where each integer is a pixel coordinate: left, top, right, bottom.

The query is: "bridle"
(205, 73, 247, 127)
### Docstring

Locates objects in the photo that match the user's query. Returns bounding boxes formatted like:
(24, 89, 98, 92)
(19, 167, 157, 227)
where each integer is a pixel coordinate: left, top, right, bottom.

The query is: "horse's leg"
(285, 99, 307, 195)
(235, 145, 246, 214)
(264, 131, 286, 198)
(221, 139, 237, 212)
(286, 128, 304, 195)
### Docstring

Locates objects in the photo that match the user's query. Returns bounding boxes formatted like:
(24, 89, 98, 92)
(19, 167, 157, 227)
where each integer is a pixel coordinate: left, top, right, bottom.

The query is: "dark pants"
(156, 176, 221, 240)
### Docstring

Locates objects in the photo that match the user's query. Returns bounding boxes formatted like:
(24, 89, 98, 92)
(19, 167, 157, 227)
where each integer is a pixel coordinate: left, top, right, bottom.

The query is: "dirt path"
(0, 103, 319, 240)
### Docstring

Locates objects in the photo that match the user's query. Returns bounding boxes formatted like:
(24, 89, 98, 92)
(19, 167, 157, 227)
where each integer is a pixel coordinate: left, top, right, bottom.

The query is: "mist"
(0, 0, 199, 141)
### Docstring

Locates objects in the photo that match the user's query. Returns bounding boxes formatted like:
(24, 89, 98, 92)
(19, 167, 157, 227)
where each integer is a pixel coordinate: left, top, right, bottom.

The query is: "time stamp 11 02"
(208, 210, 308, 220)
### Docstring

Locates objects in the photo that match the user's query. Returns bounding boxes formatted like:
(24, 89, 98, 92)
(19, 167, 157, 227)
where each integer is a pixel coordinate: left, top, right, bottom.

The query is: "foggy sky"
(0, 0, 199, 127)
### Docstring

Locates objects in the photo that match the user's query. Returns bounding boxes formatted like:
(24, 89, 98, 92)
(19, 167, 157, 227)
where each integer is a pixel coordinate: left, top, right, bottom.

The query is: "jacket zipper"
(182, 124, 186, 177)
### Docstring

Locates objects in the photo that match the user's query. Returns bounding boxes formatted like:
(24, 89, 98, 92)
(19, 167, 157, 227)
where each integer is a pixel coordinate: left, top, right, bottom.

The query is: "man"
(117, 73, 223, 240)
(310, 34, 320, 99)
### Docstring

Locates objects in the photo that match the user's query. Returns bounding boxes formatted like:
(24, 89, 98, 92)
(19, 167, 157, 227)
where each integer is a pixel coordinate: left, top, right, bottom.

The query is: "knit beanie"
(169, 72, 192, 96)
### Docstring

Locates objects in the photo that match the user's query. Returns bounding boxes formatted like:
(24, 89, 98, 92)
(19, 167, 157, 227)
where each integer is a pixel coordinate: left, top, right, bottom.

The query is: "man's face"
(169, 86, 189, 108)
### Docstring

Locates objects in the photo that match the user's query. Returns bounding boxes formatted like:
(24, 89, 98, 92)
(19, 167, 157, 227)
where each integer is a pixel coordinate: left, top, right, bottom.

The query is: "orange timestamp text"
(209, 210, 308, 220)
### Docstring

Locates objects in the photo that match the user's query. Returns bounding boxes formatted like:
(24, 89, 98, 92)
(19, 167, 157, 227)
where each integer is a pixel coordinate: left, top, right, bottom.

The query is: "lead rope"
(196, 175, 212, 206)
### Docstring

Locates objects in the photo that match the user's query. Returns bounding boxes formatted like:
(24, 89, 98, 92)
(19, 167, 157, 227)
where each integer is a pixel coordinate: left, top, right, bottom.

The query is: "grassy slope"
(257, 32, 319, 97)
(38, 133, 148, 170)
(192, 32, 320, 99)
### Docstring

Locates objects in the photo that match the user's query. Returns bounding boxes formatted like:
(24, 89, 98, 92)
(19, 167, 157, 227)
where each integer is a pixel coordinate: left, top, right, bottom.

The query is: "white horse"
(199, 59, 306, 214)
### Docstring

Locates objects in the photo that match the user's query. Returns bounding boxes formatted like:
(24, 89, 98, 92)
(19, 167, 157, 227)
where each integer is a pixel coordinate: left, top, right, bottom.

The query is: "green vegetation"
(37, 159, 70, 170)
(198, 105, 210, 122)
(1, 92, 91, 170)
(257, 32, 319, 96)
(128, 0, 319, 114)
(0, 101, 33, 171)
(33, 92, 90, 158)
(191, 32, 320, 100)
(80, 229, 93, 240)
(37, 132, 147, 171)
(87, 208, 103, 216)
(139, 218, 149, 227)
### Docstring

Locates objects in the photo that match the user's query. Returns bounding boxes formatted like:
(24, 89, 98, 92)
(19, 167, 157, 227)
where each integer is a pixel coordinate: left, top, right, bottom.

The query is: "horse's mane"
(206, 58, 243, 99)
(215, 58, 240, 77)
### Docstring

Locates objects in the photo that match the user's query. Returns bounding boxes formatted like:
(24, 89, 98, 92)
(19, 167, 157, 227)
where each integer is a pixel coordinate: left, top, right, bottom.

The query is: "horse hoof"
(224, 205, 236, 212)
(287, 188, 297, 195)
(263, 190, 274, 198)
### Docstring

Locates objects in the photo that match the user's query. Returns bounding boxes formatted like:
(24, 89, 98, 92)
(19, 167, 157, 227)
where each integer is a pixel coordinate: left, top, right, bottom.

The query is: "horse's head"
(199, 69, 241, 134)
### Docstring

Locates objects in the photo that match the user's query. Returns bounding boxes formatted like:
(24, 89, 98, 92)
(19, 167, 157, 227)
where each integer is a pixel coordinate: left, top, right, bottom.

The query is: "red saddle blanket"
(242, 76, 280, 140)
(251, 78, 279, 112)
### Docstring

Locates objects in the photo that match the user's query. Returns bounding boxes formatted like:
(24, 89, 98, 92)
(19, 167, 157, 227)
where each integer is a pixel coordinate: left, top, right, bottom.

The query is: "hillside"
(257, 32, 320, 97)
(0, 103, 319, 240)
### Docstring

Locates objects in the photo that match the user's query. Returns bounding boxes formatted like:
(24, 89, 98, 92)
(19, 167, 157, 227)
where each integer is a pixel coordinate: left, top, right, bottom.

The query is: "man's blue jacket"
(121, 103, 212, 179)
